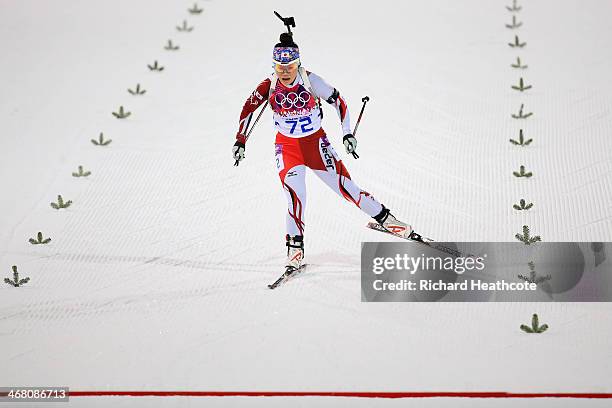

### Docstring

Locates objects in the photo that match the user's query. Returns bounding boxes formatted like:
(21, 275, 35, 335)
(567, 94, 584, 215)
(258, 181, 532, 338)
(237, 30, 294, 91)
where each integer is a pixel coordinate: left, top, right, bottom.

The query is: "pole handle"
(349, 95, 370, 159)
(234, 100, 269, 167)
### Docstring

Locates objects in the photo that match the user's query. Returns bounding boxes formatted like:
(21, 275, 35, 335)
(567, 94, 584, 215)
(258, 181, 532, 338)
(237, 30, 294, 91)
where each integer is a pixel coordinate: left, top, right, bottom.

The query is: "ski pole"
(234, 100, 269, 166)
(350, 95, 370, 159)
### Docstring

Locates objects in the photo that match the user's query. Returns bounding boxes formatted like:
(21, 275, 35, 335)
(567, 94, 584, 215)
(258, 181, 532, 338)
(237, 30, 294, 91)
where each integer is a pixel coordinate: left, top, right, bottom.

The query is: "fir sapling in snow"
(176, 20, 193, 32)
(4, 266, 30, 287)
(508, 35, 526, 48)
(29, 231, 51, 245)
(112, 106, 131, 119)
(147, 60, 164, 71)
(164, 39, 179, 50)
(505, 15, 523, 29)
(513, 198, 533, 211)
(128, 83, 146, 95)
(509, 129, 532, 146)
(91, 132, 112, 145)
(513, 165, 533, 178)
(518, 261, 551, 285)
(515, 225, 542, 244)
(521, 314, 549, 334)
(72, 165, 91, 177)
(512, 103, 533, 119)
(188, 3, 203, 14)
(512, 77, 532, 92)
(506, 0, 522, 12)
(511, 57, 528, 69)
(50, 195, 72, 210)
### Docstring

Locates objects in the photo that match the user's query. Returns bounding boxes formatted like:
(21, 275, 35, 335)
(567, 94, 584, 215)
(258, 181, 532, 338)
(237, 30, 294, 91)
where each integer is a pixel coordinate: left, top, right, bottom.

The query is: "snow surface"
(1, 0, 612, 407)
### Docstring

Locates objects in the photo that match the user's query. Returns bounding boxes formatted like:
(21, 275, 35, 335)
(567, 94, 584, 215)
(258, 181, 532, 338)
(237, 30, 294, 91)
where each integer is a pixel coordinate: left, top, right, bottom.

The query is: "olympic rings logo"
(274, 91, 311, 109)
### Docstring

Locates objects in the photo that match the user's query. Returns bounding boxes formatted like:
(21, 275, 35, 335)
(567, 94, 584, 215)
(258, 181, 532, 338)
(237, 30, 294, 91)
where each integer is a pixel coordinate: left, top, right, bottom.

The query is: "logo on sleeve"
(249, 90, 264, 105)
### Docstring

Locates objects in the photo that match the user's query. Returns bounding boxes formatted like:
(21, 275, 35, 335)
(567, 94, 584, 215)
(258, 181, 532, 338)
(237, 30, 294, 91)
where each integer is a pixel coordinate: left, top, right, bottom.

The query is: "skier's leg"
(276, 139, 307, 267)
(307, 134, 413, 237)
(306, 134, 382, 216)
(312, 161, 383, 216)
(280, 166, 306, 268)
(279, 164, 307, 237)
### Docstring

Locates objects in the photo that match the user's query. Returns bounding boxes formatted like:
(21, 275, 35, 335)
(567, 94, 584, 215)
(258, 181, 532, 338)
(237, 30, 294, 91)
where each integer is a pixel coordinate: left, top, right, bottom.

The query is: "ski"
(268, 264, 308, 289)
(366, 221, 476, 258)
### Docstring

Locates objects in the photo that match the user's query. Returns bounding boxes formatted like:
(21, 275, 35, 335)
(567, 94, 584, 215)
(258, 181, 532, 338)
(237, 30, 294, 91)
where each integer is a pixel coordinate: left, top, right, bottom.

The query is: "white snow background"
(1, 0, 612, 407)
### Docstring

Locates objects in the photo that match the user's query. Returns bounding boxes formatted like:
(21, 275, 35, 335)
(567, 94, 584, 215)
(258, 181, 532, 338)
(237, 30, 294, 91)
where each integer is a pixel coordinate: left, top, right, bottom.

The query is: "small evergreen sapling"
(512, 104, 533, 119)
(91, 132, 111, 146)
(188, 3, 203, 14)
(509, 129, 532, 146)
(29, 231, 51, 245)
(515, 225, 542, 244)
(176, 20, 194, 32)
(506, 0, 522, 12)
(4, 265, 30, 287)
(513, 198, 533, 211)
(72, 165, 91, 177)
(50, 195, 72, 210)
(512, 77, 532, 92)
(513, 165, 533, 178)
(112, 106, 131, 119)
(521, 314, 548, 333)
(147, 60, 165, 71)
(128, 83, 146, 95)
(164, 40, 179, 51)
(511, 57, 528, 69)
(508, 35, 526, 48)
(505, 15, 523, 29)
(518, 261, 551, 284)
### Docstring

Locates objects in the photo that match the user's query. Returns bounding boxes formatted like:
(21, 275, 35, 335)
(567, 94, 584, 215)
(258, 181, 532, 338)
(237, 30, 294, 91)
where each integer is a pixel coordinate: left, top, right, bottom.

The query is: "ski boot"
(286, 234, 304, 270)
(373, 206, 413, 239)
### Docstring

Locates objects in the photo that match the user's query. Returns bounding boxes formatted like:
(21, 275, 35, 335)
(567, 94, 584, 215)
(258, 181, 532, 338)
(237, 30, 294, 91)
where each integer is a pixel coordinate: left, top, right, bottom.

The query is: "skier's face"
(275, 62, 298, 84)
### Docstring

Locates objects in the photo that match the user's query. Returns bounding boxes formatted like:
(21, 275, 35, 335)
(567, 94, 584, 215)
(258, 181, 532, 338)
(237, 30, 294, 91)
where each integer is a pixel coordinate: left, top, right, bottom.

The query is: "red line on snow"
(69, 391, 612, 399)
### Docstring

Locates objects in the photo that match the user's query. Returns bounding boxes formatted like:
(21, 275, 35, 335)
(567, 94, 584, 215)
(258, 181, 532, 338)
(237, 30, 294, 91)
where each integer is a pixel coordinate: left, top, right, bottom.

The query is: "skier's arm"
(308, 72, 351, 135)
(235, 78, 271, 144)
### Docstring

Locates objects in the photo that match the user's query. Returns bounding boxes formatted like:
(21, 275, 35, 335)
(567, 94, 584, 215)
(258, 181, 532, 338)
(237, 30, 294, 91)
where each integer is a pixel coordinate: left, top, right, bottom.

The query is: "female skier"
(232, 33, 412, 270)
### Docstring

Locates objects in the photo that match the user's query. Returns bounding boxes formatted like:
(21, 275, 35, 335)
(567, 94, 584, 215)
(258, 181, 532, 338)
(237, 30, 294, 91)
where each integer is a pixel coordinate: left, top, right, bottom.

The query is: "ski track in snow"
(1, 0, 612, 406)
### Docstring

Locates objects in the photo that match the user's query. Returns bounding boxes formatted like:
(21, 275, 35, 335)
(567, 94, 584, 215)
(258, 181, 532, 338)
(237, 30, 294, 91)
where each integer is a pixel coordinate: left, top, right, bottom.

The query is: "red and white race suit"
(235, 69, 383, 237)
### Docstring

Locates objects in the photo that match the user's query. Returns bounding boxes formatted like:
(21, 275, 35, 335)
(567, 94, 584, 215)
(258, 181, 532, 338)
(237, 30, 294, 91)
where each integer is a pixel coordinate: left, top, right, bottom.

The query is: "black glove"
(343, 134, 359, 158)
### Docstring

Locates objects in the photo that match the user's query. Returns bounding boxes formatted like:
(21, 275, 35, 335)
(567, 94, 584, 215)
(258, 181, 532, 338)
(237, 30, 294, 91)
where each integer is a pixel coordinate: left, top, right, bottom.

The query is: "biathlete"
(233, 32, 412, 270)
